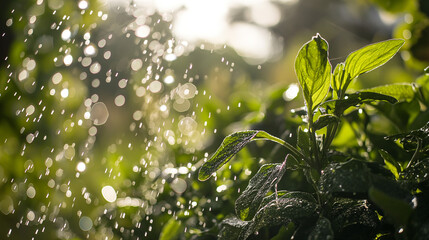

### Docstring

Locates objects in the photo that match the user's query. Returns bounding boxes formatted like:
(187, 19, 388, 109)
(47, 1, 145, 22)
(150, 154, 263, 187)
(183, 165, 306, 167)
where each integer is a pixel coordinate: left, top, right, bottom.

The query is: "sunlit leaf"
(361, 83, 415, 102)
(345, 39, 405, 80)
(332, 62, 345, 94)
(379, 150, 401, 179)
(321, 92, 397, 115)
(235, 158, 288, 220)
(159, 218, 184, 240)
(199, 130, 302, 181)
(295, 33, 332, 111)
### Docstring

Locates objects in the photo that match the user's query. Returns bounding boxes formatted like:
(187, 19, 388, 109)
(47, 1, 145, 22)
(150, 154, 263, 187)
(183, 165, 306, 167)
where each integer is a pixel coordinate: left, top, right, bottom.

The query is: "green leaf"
(238, 194, 318, 239)
(402, 158, 429, 188)
(199, 131, 258, 181)
(235, 159, 288, 220)
(199, 130, 302, 181)
(260, 190, 317, 208)
(379, 150, 402, 179)
(368, 185, 414, 227)
(332, 63, 345, 95)
(313, 114, 340, 131)
(326, 199, 379, 239)
(361, 83, 415, 102)
(319, 160, 372, 197)
(297, 126, 311, 157)
(385, 122, 429, 153)
(159, 218, 184, 240)
(321, 92, 398, 115)
(345, 39, 405, 80)
(308, 217, 334, 240)
(295, 33, 332, 111)
(218, 217, 249, 240)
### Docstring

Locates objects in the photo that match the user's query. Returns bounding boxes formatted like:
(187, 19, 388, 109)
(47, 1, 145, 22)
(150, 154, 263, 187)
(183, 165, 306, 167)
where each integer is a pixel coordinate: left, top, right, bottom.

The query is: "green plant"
(197, 34, 429, 239)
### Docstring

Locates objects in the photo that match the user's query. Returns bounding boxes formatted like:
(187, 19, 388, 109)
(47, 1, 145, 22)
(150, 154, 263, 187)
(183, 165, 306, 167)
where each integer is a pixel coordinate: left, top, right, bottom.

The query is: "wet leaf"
(308, 217, 334, 240)
(199, 130, 286, 181)
(260, 190, 317, 208)
(327, 199, 379, 239)
(321, 92, 397, 115)
(345, 39, 405, 80)
(235, 159, 288, 220)
(319, 160, 372, 197)
(199, 131, 301, 181)
(218, 217, 249, 240)
(238, 194, 318, 239)
(386, 122, 429, 152)
(295, 33, 332, 111)
(313, 114, 340, 131)
(361, 83, 415, 102)
(402, 158, 429, 188)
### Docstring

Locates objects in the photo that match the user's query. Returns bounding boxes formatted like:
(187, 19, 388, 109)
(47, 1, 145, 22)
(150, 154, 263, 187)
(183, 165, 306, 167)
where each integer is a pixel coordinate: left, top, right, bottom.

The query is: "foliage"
(197, 34, 429, 239)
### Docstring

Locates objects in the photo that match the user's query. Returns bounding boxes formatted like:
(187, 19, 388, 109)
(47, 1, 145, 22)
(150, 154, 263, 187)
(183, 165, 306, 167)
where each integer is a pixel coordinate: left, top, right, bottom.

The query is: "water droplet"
(101, 186, 117, 203)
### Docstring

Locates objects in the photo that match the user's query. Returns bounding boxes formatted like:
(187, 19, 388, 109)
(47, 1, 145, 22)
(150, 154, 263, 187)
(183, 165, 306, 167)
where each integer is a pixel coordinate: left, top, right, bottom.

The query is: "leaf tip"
(198, 168, 210, 181)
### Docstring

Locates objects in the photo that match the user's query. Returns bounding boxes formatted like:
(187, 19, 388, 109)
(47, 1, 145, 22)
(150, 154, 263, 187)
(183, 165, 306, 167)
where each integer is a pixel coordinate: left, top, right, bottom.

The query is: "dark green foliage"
(235, 160, 287, 220)
(197, 34, 429, 239)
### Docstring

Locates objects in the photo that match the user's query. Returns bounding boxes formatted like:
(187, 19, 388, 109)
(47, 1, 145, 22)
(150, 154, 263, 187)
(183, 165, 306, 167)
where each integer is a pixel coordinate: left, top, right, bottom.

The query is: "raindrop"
(26, 186, 36, 198)
(90, 102, 109, 125)
(63, 54, 73, 66)
(101, 186, 117, 202)
(170, 178, 187, 194)
(79, 216, 93, 231)
(78, 0, 89, 10)
(60, 88, 69, 98)
(114, 95, 125, 107)
(76, 162, 86, 172)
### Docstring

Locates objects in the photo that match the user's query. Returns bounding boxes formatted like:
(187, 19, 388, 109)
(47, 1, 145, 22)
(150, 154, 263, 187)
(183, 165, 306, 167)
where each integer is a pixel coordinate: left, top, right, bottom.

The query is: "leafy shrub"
(198, 34, 429, 239)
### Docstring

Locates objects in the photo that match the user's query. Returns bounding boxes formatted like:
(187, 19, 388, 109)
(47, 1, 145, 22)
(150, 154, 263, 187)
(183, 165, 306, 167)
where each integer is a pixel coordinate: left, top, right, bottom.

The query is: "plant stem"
(308, 110, 321, 171)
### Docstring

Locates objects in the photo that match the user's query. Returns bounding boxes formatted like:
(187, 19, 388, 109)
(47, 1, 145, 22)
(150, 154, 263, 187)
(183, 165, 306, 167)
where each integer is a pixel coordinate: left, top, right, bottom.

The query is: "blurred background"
(0, 0, 428, 239)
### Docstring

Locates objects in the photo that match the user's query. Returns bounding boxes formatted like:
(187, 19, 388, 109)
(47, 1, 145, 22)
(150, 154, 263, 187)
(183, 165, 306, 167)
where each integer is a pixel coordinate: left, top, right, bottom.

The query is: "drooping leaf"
(235, 158, 288, 220)
(218, 217, 249, 240)
(238, 194, 318, 239)
(320, 92, 397, 115)
(313, 114, 340, 131)
(308, 217, 334, 240)
(159, 218, 184, 240)
(295, 33, 332, 111)
(332, 62, 346, 95)
(199, 130, 302, 181)
(345, 39, 405, 80)
(361, 83, 415, 102)
(379, 150, 402, 179)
